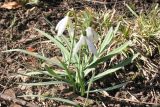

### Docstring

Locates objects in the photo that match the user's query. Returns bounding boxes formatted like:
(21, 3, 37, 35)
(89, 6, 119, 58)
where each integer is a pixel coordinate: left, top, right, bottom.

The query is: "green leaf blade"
(19, 95, 79, 106)
(87, 41, 131, 68)
(92, 53, 139, 82)
(18, 81, 67, 86)
(34, 28, 70, 60)
(2, 49, 63, 68)
(99, 27, 113, 54)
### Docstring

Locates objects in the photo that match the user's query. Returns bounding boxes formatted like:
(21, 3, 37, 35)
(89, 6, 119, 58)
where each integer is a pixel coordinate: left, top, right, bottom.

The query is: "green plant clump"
(3, 8, 138, 106)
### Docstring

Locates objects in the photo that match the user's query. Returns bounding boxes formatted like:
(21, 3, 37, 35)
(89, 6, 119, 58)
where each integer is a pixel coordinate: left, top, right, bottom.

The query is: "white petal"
(56, 17, 65, 30)
(79, 35, 86, 45)
(73, 35, 86, 55)
(86, 27, 98, 43)
(86, 27, 94, 41)
(56, 16, 68, 36)
(86, 37, 97, 55)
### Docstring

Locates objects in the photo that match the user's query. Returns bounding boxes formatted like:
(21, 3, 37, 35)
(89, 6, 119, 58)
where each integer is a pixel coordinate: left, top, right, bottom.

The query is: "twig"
(0, 93, 38, 107)
(85, 0, 124, 5)
(101, 91, 160, 106)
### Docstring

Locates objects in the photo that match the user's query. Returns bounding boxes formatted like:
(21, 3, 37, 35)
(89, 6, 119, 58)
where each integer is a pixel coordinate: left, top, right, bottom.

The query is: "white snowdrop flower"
(86, 27, 98, 43)
(55, 16, 73, 36)
(73, 35, 86, 55)
(73, 35, 97, 56)
(86, 37, 97, 55)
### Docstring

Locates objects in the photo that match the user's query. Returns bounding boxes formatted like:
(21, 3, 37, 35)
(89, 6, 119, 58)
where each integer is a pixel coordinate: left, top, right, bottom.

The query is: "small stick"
(102, 91, 160, 106)
(85, 0, 124, 5)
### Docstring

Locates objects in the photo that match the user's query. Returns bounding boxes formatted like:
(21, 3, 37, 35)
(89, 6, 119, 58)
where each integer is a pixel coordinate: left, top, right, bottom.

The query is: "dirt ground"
(0, 0, 160, 107)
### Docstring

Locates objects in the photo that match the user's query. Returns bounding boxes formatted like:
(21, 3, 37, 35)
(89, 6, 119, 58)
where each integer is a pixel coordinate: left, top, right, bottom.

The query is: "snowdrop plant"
(3, 9, 138, 99)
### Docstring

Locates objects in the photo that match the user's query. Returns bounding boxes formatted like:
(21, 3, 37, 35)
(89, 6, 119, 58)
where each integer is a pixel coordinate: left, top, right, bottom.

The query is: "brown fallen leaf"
(0, 90, 38, 107)
(0, 1, 22, 9)
(10, 103, 22, 107)
(3, 89, 16, 98)
(26, 47, 37, 52)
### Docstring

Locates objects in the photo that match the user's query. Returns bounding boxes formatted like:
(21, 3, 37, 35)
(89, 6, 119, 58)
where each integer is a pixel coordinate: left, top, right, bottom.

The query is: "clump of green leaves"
(3, 8, 138, 106)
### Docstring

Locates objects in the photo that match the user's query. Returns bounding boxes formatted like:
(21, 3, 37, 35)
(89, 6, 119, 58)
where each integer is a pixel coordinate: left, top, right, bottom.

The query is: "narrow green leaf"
(34, 28, 70, 59)
(45, 66, 68, 82)
(25, 71, 67, 76)
(25, 71, 52, 76)
(56, 57, 75, 85)
(93, 67, 121, 81)
(16, 72, 53, 80)
(85, 71, 95, 105)
(45, 66, 59, 77)
(87, 41, 131, 68)
(114, 22, 121, 35)
(125, 3, 138, 17)
(61, 36, 72, 50)
(24, 71, 49, 76)
(43, 16, 54, 27)
(18, 95, 79, 106)
(18, 81, 67, 86)
(2, 49, 63, 68)
(99, 27, 113, 53)
(107, 41, 131, 56)
(112, 53, 139, 68)
(93, 54, 139, 81)
(84, 68, 95, 77)
(86, 82, 128, 93)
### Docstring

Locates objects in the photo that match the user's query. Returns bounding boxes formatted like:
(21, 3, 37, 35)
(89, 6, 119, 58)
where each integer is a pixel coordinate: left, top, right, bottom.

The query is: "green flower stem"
(56, 57, 76, 88)
(68, 10, 77, 67)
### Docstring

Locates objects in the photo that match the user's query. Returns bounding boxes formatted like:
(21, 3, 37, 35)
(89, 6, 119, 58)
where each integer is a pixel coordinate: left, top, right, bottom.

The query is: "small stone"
(6, 57, 12, 63)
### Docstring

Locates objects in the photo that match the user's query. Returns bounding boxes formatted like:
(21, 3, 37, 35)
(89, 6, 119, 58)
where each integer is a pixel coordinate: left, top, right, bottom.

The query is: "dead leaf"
(10, 103, 22, 107)
(26, 47, 36, 52)
(0, 1, 22, 9)
(3, 89, 16, 98)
